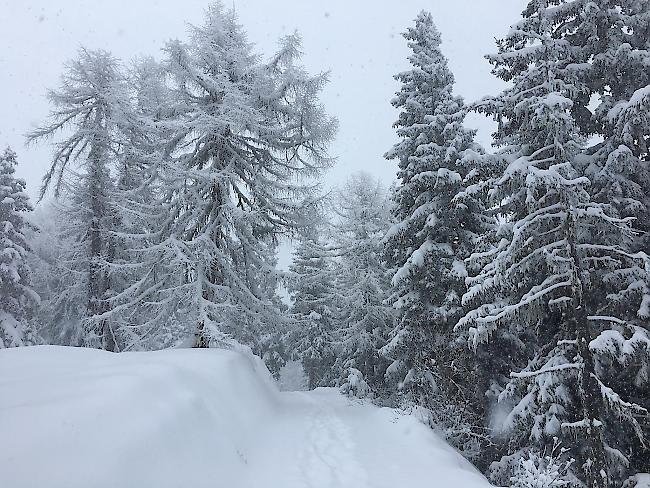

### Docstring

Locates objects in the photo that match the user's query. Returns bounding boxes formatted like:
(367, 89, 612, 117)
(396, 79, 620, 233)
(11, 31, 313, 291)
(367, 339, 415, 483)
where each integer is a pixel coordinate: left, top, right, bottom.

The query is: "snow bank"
(0, 346, 278, 488)
(0, 346, 494, 488)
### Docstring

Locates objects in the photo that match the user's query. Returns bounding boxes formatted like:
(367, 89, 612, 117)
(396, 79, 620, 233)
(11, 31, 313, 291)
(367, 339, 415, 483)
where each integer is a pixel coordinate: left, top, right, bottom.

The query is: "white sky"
(1, 0, 526, 201)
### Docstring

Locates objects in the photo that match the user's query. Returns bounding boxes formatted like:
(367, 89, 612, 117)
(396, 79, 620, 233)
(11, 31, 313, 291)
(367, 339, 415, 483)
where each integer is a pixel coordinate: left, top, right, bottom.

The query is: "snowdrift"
(0, 346, 493, 487)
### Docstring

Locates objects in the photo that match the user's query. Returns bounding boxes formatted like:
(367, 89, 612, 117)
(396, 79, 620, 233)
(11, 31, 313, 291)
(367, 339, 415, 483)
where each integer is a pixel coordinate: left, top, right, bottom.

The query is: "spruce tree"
(570, 0, 650, 254)
(460, 2, 650, 485)
(571, 2, 650, 478)
(382, 11, 488, 452)
(0, 148, 39, 348)
(287, 225, 339, 389)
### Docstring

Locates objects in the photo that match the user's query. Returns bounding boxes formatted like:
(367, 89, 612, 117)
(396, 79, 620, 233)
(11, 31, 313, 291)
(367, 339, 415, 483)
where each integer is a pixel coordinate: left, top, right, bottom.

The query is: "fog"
(1, 0, 525, 199)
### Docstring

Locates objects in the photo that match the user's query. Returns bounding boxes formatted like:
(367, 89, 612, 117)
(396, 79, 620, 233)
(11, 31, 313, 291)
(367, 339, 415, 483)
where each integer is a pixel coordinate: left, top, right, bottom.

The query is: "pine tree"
(28, 48, 135, 351)
(382, 11, 488, 452)
(332, 173, 395, 394)
(0, 148, 39, 348)
(460, 2, 650, 485)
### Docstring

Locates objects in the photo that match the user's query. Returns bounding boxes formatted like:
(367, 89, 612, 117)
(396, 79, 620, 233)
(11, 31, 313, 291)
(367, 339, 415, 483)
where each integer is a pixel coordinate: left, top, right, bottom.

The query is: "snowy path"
(244, 392, 370, 488)
(0, 346, 493, 488)
(297, 396, 369, 488)
(244, 389, 489, 488)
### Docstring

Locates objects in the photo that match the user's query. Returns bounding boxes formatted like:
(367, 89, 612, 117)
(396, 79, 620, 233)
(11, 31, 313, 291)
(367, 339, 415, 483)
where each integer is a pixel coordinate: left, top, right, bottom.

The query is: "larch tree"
(28, 48, 135, 351)
(112, 3, 336, 351)
(332, 172, 395, 396)
(0, 148, 39, 348)
(382, 11, 489, 455)
(459, 2, 650, 485)
(94, 56, 177, 351)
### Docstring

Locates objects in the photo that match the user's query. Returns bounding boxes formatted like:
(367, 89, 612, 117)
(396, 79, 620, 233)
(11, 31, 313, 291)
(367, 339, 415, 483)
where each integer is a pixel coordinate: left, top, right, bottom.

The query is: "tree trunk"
(194, 321, 209, 348)
(566, 208, 608, 488)
(87, 125, 114, 351)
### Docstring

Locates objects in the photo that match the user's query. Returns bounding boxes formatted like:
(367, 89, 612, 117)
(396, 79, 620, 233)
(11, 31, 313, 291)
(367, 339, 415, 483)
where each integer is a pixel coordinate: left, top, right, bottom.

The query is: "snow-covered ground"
(0, 346, 493, 488)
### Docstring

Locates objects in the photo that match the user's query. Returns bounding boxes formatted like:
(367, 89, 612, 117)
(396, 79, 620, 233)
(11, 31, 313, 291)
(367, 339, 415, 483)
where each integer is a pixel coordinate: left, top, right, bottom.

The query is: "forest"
(1, 1, 649, 487)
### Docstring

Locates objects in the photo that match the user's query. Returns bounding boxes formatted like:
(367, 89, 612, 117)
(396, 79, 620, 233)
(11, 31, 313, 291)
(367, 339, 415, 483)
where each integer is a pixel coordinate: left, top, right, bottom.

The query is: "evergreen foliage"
(459, 2, 650, 485)
(287, 223, 340, 389)
(382, 11, 490, 456)
(0, 148, 39, 348)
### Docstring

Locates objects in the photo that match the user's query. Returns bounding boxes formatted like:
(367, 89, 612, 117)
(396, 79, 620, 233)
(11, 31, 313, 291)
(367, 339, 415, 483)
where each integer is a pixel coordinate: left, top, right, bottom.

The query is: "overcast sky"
(1, 0, 526, 201)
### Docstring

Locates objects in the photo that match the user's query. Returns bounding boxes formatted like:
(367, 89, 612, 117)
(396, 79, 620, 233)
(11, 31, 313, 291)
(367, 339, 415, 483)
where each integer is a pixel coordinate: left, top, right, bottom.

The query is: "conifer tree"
(382, 11, 488, 444)
(25, 204, 84, 346)
(28, 48, 136, 351)
(332, 173, 395, 393)
(111, 3, 335, 350)
(0, 148, 39, 348)
(460, 2, 650, 485)
(287, 225, 339, 389)
(571, 1, 650, 477)
(570, 0, 650, 253)
(95, 57, 176, 351)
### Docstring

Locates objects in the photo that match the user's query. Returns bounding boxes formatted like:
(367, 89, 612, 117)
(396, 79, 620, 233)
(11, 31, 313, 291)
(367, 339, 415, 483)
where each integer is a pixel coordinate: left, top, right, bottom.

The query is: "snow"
(0, 311, 23, 348)
(542, 92, 573, 109)
(589, 327, 650, 362)
(607, 84, 650, 122)
(392, 239, 453, 287)
(0, 346, 494, 488)
(625, 474, 650, 488)
(628, 84, 650, 107)
(277, 359, 308, 391)
(451, 258, 468, 279)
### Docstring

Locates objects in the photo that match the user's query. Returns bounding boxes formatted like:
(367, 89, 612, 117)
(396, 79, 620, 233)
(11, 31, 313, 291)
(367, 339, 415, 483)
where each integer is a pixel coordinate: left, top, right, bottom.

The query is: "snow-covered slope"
(0, 346, 493, 488)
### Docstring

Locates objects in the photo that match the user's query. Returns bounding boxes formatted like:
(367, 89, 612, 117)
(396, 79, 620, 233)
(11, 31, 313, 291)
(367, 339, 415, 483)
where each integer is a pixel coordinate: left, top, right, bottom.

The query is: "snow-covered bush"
(510, 443, 574, 488)
(340, 368, 372, 399)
